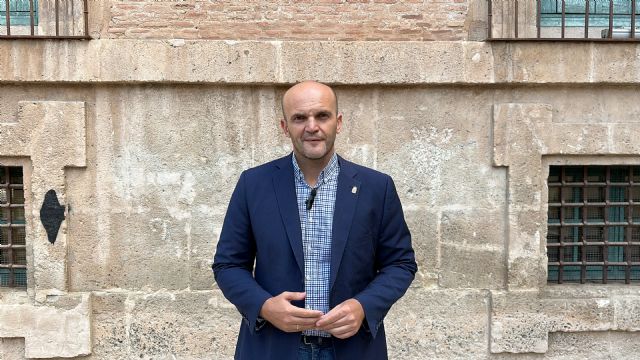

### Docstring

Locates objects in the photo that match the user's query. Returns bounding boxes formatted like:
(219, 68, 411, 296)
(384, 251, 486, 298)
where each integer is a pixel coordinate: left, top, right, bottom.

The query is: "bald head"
(281, 81, 338, 120)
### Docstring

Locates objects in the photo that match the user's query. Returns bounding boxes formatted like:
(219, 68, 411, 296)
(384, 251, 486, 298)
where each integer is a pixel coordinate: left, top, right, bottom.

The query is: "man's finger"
(327, 324, 355, 337)
(315, 306, 343, 327)
(281, 291, 306, 301)
(289, 306, 323, 318)
(289, 316, 320, 327)
(317, 317, 348, 330)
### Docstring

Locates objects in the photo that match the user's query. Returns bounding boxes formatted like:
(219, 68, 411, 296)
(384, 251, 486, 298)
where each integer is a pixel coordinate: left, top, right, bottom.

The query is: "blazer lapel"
(330, 157, 360, 291)
(272, 156, 305, 275)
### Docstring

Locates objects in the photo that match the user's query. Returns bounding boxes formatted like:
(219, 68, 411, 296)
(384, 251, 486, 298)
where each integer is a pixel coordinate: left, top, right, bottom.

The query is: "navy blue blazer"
(213, 154, 417, 360)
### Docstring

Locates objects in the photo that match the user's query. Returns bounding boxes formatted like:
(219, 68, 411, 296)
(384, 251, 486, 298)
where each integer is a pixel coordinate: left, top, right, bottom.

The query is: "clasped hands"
(259, 291, 364, 339)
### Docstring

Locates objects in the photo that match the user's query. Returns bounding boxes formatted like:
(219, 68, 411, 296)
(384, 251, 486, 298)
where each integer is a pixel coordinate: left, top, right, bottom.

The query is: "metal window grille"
(488, 0, 640, 40)
(0, 166, 27, 288)
(547, 165, 640, 284)
(0, 0, 89, 39)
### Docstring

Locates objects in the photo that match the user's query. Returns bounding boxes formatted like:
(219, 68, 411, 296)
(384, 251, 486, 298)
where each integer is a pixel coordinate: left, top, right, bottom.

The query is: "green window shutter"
(0, 0, 39, 26)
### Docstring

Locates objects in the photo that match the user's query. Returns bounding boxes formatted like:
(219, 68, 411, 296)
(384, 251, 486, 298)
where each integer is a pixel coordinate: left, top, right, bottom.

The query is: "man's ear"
(336, 113, 343, 134)
(280, 119, 290, 138)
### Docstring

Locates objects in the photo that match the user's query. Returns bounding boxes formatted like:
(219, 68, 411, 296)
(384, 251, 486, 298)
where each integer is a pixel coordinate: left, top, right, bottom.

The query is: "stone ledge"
(490, 290, 640, 354)
(0, 40, 638, 85)
(0, 293, 91, 358)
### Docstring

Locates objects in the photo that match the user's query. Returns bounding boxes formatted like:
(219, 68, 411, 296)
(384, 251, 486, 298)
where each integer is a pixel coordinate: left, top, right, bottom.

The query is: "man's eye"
(317, 113, 330, 120)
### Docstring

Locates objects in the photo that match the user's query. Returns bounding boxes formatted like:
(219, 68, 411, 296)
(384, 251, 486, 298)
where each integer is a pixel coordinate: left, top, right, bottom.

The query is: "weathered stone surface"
(491, 290, 621, 354)
(0, 101, 87, 292)
(387, 289, 490, 359)
(0, 338, 25, 360)
(376, 87, 501, 208)
(613, 296, 640, 331)
(0, 293, 91, 358)
(404, 208, 438, 288)
(544, 331, 640, 360)
(440, 243, 505, 289)
(0, 41, 637, 85)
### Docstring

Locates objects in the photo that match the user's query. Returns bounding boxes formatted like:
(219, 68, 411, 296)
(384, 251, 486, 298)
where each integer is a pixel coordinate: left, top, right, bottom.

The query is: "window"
(0, 0, 38, 26)
(540, 0, 640, 27)
(547, 165, 640, 284)
(0, 0, 88, 39)
(0, 166, 27, 288)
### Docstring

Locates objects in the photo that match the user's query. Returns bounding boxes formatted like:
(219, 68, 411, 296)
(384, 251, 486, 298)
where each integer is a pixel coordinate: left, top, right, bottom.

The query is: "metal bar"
(0, 35, 91, 40)
(632, 0, 637, 39)
(608, 0, 614, 39)
(84, 0, 89, 37)
(55, 0, 59, 37)
(6, 167, 12, 287)
(487, 0, 493, 39)
(627, 166, 633, 283)
(549, 241, 640, 246)
(514, 0, 519, 38)
(559, 167, 565, 283)
(549, 261, 640, 266)
(537, 0, 541, 38)
(29, 0, 34, 36)
(604, 166, 611, 283)
(5, 0, 10, 36)
(585, 0, 590, 38)
(581, 167, 587, 283)
(561, 0, 566, 39)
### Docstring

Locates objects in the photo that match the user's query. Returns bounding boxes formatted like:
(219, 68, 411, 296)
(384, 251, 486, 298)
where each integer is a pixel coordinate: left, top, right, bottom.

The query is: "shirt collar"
(292, 152, 339, 187)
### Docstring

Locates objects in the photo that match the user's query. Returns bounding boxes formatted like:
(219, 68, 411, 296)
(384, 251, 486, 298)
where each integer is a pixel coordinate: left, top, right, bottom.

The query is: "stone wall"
(1, 39, 640, 359)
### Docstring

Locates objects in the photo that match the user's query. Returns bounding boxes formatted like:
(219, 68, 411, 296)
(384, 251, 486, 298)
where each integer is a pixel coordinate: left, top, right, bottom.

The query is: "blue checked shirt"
(292, 153, 339, 337)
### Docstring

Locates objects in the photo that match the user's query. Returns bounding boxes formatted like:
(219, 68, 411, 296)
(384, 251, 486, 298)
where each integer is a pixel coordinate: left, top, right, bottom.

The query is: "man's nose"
(305, 117, 319, 132)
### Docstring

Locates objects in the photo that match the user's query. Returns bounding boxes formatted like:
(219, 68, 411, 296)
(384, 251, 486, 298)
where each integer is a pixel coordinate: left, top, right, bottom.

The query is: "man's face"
(281, 82, 342, 164)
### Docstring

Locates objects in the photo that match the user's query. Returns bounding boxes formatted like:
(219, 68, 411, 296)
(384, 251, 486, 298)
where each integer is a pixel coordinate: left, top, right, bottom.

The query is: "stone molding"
(0, 40, 639, 85)
(0, 293, 92, 358)
(491, 103, 640, 353)
(0, 101, 87, 292)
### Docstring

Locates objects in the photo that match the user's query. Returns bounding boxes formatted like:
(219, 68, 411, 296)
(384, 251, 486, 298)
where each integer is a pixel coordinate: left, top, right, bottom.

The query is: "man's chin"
(301, 151, 329, 161)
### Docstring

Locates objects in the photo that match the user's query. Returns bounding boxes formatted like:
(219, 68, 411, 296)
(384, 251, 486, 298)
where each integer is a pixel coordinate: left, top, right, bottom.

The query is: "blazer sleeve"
(212, 171, 272, 334)
(354, 176, 417, 338)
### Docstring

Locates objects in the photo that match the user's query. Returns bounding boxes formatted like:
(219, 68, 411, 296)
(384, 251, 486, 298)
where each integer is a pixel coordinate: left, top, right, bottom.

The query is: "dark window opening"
(0, 165, 27, 288)
(547, 165, 640, 284)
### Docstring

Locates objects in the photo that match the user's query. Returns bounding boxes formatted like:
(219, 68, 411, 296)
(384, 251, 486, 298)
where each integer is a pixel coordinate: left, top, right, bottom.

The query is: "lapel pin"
(352, 186, 357, 194)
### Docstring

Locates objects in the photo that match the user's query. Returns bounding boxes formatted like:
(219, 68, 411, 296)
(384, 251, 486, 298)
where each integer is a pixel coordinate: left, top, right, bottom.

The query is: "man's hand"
(315, 298, 365, 339)
(260, 292, 323, 333)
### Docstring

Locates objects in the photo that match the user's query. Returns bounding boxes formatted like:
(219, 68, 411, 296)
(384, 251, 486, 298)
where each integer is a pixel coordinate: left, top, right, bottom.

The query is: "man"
(213, 81, 416, 360)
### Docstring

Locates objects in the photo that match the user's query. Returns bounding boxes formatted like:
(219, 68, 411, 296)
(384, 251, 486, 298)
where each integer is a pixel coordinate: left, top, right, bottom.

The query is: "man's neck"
(294, 152, 334, 187)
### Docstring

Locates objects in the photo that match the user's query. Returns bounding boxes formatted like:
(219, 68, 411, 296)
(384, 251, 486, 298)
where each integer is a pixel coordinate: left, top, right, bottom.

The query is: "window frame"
(0, 165, 27, 288)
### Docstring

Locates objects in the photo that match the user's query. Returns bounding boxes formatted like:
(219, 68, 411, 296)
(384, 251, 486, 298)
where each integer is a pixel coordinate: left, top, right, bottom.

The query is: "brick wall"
(107, 0, 469, 41)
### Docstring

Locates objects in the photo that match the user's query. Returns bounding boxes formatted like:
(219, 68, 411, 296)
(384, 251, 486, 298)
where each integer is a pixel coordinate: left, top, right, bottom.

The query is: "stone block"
(90, 292, 129, 359)
(376, 87, 498, 207)
(491, 290, 617, 354)
(490, 291, 552, 354)
(404, 208, 438, 287)
(439, 243, 506, 289)
(333, 87, 379, 168)
(613, 296, 640, 331)
(546, 331, 640, 360)
(0, 293, 91, 358)
(440, 209, 505, 249)
(0, 338, 25, 360)
(125, 290, 238, 359)
(386, 288, 489, 359)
